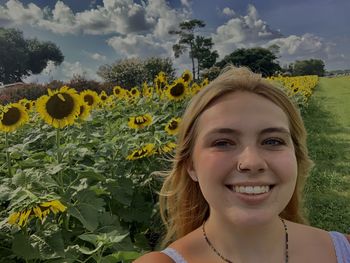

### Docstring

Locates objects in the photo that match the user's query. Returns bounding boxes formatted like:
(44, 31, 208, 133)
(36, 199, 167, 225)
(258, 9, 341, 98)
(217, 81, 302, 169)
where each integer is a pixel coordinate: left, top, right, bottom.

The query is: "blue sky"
(0, 0, 349, 83)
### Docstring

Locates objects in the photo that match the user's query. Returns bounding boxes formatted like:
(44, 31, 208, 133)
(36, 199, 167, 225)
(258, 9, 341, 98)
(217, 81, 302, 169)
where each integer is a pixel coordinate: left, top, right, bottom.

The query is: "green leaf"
(68, 205, 99, 232)
(12, 232, 40, 260)
(45, 163, 66, 175)
(101, 251, 141, 263)
(106, 177, 134, 206)
(78, 243, 103, 255)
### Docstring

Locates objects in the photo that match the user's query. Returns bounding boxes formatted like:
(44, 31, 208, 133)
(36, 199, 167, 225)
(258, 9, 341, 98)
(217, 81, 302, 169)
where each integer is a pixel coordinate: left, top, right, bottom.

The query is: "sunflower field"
(0, 71, 318, 262)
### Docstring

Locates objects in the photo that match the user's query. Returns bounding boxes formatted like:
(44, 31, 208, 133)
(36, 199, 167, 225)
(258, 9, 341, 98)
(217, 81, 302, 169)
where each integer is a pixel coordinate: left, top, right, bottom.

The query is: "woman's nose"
(236, 146, 268, 173)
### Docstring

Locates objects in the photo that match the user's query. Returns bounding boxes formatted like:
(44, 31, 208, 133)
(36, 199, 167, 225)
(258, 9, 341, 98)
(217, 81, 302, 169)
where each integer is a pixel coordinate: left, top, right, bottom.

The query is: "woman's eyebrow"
(204, 128, 241, 137)
(260, 127, 291, 135)
(204, 127, 290, 137)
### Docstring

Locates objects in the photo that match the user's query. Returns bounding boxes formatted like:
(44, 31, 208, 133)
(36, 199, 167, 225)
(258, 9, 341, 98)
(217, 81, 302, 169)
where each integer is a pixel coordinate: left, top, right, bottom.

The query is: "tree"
(192, 36, 219, 79)
(216, 47, 281, 77)
(290, 59, 325, 76)
(97, 57, 175, 88)
(169, 19, 218, 81)
(0, 27, 64, 84)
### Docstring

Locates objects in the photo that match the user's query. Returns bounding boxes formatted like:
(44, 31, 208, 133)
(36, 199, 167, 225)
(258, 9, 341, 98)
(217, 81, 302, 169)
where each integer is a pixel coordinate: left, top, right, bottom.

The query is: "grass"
(302, 76, 350, 233)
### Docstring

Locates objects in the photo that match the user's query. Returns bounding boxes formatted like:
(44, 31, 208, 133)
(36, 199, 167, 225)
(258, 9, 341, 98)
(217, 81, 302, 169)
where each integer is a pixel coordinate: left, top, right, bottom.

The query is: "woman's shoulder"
(133, 251, 174, 263)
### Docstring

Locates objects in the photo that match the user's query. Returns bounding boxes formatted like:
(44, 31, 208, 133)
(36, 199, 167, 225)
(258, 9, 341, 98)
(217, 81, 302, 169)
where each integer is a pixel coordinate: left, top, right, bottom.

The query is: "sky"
(0, 0, 349, 83)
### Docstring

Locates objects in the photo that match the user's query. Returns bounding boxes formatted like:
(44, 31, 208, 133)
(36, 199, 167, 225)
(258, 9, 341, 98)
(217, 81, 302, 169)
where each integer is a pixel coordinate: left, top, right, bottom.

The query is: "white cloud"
(212, 4, 283, 57)
(222, 7, 235, 17)
(180, 0, 191, 8)
(0, 0, 186, 36)
(107, 33, 171, 58)
(89, 52, 107, 61)
(23, 60, 101, 83)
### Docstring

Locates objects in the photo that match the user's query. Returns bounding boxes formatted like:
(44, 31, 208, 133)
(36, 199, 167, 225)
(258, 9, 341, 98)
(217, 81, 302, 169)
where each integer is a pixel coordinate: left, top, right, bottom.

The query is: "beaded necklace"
(202, 218, 289, 263)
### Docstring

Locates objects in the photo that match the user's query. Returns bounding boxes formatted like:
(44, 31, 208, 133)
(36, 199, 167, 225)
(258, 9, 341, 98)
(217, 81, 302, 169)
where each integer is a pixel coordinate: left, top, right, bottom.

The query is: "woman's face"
(187, 91, 298, 225)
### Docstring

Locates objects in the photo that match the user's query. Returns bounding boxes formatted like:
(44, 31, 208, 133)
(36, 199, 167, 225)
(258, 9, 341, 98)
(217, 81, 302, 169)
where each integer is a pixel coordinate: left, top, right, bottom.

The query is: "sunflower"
(8, 200, 67, 226)
(190, 83, 202, 96)
(160, 141, 177, 154)
(142, 82, 154, 98)
(165, 117, 181, 135)
(99, 90, 108, 102)
(154, 72, 167, 95)
(19, 98, 34, 112)
(201, 78, 209, 88)
(80, 90, 100, 108)
(78, 101, 91, 121)
(166, 79, 188, 101)
(40, 199, 67, 214)
(128, 113, 153, 129)
(113, 86, 126, 99)
(0, 102, 29, 132)
(127, 143, 155, 160)
(129, 87, 141, 100)
(181, 69, 193, 83)
(36, 86, 82, 129)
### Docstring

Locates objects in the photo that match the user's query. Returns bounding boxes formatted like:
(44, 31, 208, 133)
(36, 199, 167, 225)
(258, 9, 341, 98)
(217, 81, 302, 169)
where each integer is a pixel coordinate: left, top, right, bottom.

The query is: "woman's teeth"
(233, 185, 271, 194)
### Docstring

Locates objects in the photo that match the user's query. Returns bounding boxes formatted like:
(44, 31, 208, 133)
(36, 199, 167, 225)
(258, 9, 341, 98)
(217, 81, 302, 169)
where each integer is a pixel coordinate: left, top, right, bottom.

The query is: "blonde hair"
(159, 66, 313, 247)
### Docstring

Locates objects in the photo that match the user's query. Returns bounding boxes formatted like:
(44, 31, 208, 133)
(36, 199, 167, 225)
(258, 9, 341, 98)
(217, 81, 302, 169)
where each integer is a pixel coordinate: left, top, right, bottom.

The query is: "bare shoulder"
(287, 221, 337, 262)
(133, 251, 174, 263)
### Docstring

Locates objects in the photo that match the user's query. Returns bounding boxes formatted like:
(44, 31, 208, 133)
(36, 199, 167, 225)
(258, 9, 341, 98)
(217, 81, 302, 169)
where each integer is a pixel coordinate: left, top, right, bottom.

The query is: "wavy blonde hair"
(159, 66, 313, 247)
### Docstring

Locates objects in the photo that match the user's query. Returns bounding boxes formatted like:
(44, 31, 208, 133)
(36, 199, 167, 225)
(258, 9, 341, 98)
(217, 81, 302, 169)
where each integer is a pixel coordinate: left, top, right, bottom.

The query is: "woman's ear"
(186, 160, 198, 182)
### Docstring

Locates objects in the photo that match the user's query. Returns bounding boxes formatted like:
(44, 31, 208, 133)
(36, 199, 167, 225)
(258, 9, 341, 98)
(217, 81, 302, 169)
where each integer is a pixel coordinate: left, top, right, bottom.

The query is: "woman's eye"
(263, 138, 285, 146)
(212, 140, 233, 147)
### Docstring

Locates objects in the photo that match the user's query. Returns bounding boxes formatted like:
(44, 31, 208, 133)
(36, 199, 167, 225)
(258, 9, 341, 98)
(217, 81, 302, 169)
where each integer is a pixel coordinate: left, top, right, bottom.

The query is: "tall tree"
(0, 27, 64, 84)
(216, 47, 281, 77)
(192, 36, 219, 78)
(170, 20, 219, 81)
(290, 59, 325, 76)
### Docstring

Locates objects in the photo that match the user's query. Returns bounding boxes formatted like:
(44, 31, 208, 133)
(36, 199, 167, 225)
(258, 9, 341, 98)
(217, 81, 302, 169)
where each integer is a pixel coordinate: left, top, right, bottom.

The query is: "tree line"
(1, 21, 326, 86)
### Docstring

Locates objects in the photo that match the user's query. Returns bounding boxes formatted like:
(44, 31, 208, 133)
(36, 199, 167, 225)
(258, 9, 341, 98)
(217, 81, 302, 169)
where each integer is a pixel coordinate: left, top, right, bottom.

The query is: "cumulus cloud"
(23, 60, 101, 83)
(107, 33, 172, 58)
(88, 52, 107, 61)
(264, 33, 341, 66)
(0, 0, 186, 36)
(222, 7, 235, 17)
(212, 5, 283, 57)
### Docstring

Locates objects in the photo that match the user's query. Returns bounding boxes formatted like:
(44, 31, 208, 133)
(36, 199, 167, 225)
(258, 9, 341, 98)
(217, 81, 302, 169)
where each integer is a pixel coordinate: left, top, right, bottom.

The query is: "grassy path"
(302, 76, 350, 233)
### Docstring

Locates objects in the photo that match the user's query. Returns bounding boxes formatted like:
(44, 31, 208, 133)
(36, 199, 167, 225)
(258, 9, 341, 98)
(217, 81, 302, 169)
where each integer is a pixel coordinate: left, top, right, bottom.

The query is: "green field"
(303, 76, 350, 233)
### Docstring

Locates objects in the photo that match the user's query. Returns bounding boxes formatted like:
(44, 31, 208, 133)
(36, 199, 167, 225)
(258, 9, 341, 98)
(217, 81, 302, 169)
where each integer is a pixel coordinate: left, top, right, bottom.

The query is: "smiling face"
(187, 91, 298, 226)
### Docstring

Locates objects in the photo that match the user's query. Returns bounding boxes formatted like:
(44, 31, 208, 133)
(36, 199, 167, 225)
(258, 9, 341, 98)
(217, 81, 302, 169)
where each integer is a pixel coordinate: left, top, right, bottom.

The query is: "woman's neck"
(204, 214, 287, 262)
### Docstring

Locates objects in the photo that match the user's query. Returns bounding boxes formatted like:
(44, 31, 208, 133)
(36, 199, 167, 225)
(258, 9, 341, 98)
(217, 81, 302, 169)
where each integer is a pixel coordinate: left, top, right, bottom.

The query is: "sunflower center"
(25, 102, 31, 110)
(83, 95, 94, 106)
(134, 116, 147, 124)
(170, 83, 185, 97)
(101, 95, 107, 100)
(183, 74, 190, 82)
(133, 149, 148, 158)
(169, 120, 178, 130)
(79, 105, 85, 116)
(46, 93, 75, 119)
(2, 107, 21, 125)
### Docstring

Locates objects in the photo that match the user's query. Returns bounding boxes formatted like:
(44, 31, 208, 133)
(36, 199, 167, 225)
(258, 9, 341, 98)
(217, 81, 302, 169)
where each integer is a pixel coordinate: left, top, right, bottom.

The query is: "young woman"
(135, 66, 350, 263)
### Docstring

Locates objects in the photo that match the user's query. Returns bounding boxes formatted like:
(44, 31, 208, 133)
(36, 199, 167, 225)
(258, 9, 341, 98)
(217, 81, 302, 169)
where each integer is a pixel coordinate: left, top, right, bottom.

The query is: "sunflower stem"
(5, 132, 12, 177)
(56, 128, 62, 163)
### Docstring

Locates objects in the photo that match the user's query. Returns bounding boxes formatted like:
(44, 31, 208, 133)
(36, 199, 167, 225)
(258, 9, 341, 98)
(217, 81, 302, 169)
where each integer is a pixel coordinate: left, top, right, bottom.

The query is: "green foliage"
(302, 82, 350, 233)
(289, 59, 325, 76)
(0, 27, 64, 84)
(216, 47, 281, 77)
(0, 87, 190, 262)
(97, 57, 175, 89)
